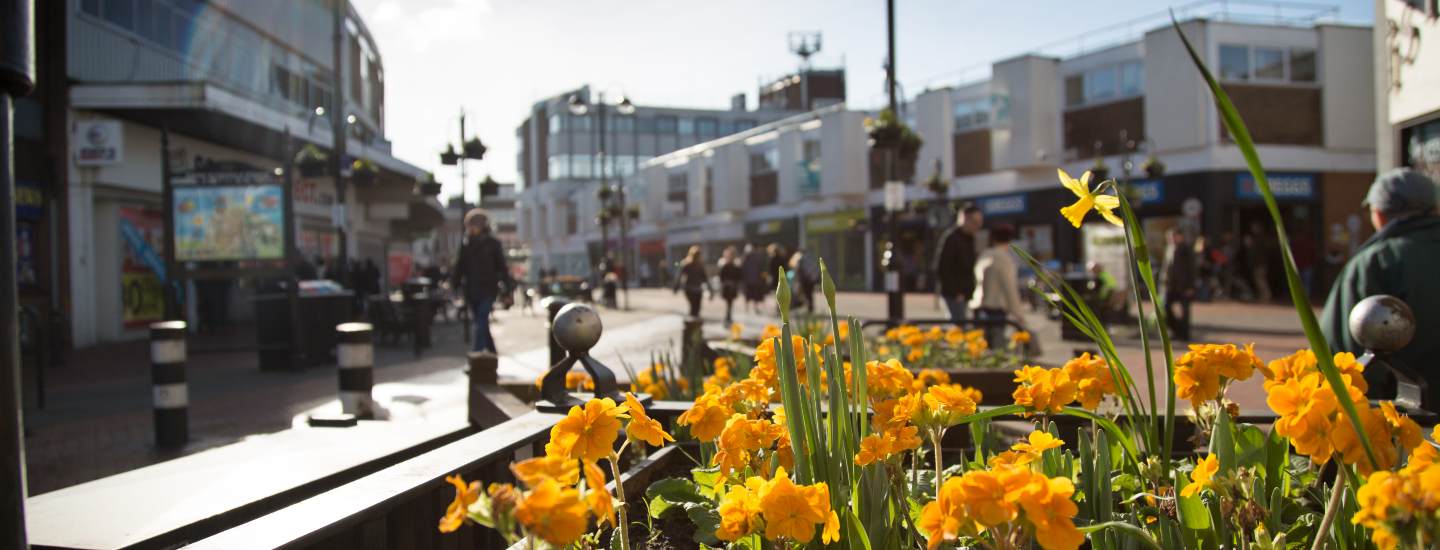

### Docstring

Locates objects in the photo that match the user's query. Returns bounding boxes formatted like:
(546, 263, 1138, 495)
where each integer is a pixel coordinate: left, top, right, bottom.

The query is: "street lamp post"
(883, 0, 904, 325)
(568, 92, 634, 308)
(0, 1, 34, 546)
(330, 0, 349, 285)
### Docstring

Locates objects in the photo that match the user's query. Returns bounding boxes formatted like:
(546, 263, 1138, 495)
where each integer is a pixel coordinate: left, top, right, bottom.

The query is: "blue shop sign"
(1129, 179, 1163, 205)
(1236, 172, 1315, 201)
(978, 194, 1026, 216)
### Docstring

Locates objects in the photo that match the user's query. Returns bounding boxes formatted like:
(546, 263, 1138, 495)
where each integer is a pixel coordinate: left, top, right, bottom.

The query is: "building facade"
(58, 0, 435, 346)
(514, 85, 797, 278)
(618, 16, 1375, 297)
(1375, 0, 1440, 182)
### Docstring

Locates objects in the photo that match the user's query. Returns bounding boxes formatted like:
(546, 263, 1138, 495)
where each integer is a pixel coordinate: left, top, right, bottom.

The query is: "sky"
(351, 0, 1374, 203)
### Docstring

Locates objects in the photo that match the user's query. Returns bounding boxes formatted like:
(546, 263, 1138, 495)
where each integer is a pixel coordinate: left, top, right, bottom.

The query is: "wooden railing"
(184, 405, 693, 550)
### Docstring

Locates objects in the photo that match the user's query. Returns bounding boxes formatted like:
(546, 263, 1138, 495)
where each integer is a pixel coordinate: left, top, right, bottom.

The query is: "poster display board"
(119, 207, 165, 327)
(172, 184, 286, 262)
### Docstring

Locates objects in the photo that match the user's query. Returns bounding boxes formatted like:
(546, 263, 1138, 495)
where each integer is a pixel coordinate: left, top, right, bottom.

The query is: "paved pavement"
(21, 287, 1312, 494)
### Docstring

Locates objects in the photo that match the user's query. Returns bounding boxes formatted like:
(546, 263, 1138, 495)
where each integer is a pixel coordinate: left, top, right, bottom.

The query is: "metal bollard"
(150, 321, 188, 448)
(682, 317, 704, 367)
(336, 322, 375, 419)
(542, 297, 570, 366)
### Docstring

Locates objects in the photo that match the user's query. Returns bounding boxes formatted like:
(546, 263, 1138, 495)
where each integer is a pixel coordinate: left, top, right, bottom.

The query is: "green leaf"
(776, 267, 792, 321)
(645, 478, 705, 518)
(1210, 407, 1237, 473)
(1079, 521, 1164, 550)
(819, 258, 837, 312)
(844, 507, 873, 550)
(1263, 427, 1289, 501)
(684, 502, 722, 547)
(1234, 424, 1267, 471)
(1170, 15, 1379, 471)
(609, 527, 624, 550)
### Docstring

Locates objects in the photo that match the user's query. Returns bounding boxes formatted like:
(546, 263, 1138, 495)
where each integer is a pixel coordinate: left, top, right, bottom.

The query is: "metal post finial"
(1348, 294, 1416, 353)
(538, 303, 621, 409)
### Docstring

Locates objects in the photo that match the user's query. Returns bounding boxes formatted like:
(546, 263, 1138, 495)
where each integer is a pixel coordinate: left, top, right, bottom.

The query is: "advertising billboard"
(173, 184, 286, 262)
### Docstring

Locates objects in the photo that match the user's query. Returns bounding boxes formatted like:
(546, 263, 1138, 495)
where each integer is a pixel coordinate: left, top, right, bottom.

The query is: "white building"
(1374, 0, 1440, 180)
(63, 0, 435, 346)
(623, 11, 1376, 295)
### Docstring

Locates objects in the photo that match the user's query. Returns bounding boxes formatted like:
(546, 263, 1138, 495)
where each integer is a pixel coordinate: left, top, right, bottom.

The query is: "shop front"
(804, 209, 868, 290)
(743, 217, 800, 253)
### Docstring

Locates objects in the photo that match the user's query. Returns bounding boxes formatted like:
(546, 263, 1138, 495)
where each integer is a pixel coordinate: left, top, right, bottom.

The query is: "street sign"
(884, 181, 905, 212)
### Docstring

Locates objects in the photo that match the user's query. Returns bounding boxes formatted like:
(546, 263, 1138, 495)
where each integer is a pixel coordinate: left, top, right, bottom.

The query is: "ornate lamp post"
(568, 92, 635, 307)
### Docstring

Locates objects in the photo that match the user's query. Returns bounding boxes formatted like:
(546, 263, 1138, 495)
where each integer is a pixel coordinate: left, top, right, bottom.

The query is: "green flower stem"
(1310, 470, 1346, 550)
(931, 429, 945, 498)
(607, 451, 631, 550)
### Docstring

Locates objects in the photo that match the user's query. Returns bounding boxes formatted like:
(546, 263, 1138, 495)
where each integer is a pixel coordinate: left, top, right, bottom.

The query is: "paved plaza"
(22, 287, 1312, 494)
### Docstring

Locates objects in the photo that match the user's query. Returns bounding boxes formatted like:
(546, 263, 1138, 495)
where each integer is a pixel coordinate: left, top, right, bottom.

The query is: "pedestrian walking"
(789, 249, 819, 314)
(1321, 168, 1440, 404)
(1248, 221, 1276, 303)
(970, 224, 1026, 347)
(933, 205, 984, 324)
(766, 244, 788, 289)
(674, 245, 712, 318)
(718, 246, 743, 325)
(1161, 229, 1197, 340)
(740, 244, 768, 314)
(448, 209, 513, 354)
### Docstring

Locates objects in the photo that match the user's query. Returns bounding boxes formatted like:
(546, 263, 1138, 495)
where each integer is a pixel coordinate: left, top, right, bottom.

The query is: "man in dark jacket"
(1321, 168, 1440, 403)
(932, 206, 983, 324)
(450, 209, 513, 354)
(1161, 229, 1196, 340)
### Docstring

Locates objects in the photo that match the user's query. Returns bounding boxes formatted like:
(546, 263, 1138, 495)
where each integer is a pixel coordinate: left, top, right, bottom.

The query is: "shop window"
(696, 117, 719, 137)
(1120, 62, 1143, 96)
(1220, 44, 1250, 81)
(1254, 47, 1285, 81)
(1290, 49, 1317, 82)
(1064, 75, 1084, 107)
(103, 0, 134, 29)
(1083, 68, 1117, 103)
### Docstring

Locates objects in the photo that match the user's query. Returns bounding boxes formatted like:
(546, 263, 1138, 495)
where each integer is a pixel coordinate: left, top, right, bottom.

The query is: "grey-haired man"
(1320, 168, 1440, 402)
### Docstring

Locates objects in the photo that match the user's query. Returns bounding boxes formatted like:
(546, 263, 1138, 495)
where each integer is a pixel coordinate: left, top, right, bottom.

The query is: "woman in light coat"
(969, 224, 1027, 347)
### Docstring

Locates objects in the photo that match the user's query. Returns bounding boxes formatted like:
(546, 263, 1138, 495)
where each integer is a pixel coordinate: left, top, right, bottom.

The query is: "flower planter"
(502, 443, 691, 550)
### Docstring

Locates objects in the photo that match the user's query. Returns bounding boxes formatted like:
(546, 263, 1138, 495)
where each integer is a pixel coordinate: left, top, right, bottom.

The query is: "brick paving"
(21, 287, 1311, 495)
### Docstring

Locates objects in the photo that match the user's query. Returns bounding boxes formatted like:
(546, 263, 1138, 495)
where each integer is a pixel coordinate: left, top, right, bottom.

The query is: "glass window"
(1290, 49, 1316, 82)
(548, 114, 562, 134)
(103, 0, 135, 28)
(696, 117, 718, 137)
(81, 0, 101, 16)
(571, 113, 592, 133)
(735, 119, 757, 131)
(654, 115, 677, 134)
(572, 154, 593, 179)
(611, 116, 635, 133)
(749, 149, 776, 173)
(1064, 76, 1084, 106)
(1220, 44, 1250, 80)
(677, 117, 694, 135)
(634, 116, 655, 133)
(548, 155, 568, 180)
(1083, 68, 1117, 103)
(1120, 62, 1143, 96)
(719, 120, 737, 135)
(1254, 47, 1285, 80)
(135, 0, 155, 40)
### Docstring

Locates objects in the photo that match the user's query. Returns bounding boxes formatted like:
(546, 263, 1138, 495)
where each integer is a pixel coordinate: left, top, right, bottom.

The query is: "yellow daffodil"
(1058, 169, 1122, 227)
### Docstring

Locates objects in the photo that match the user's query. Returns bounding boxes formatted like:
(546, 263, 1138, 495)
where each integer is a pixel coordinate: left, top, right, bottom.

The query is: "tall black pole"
(160, 127, 179, 321)
(331, 0, 349, 283)
(884, 0, 904, 324)
(597, 97, 609, 270)
(0, 0, 35, 546)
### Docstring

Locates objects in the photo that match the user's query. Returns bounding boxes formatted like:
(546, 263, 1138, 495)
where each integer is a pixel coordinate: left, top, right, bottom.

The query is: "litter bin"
(254, 281, 355, 370)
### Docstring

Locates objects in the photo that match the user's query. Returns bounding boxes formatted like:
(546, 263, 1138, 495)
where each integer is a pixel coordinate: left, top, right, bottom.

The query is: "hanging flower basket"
(294, 144, 328, 178)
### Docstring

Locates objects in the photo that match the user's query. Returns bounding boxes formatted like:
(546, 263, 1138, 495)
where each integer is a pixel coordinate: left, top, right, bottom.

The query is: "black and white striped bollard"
(336, 322, 375, 419)
(150, 320, 188, 448)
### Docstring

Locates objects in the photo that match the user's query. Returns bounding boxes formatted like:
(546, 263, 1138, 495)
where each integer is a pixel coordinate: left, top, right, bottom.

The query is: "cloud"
(356, 0, 494, 54)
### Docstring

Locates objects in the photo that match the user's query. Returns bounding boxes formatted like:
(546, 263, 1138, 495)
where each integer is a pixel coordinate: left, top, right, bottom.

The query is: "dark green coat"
(1320, 215, 1440, 399)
